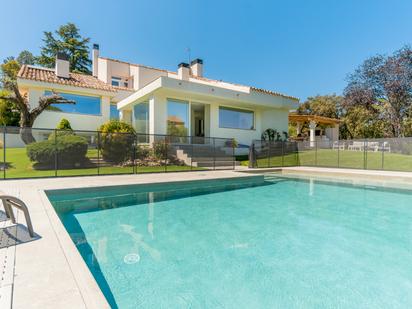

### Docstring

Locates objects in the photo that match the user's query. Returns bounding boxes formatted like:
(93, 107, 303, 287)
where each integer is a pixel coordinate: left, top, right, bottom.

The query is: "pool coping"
(0, 171, 262, 308)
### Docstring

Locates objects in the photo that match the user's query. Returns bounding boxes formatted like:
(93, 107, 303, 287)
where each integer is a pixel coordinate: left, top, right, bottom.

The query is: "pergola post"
(296, 122, 302, 135)
(309, 120, 317, 147)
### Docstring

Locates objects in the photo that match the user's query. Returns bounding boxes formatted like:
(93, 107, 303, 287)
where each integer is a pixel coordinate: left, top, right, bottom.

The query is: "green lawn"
(243, 149, 412, 172)
(1, 147, 199, 179)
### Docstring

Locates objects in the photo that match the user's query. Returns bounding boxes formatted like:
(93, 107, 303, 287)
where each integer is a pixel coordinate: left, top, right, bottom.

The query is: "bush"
(99, 120, 136, 163)
(152, 139, 168, 160)
(27, 134, 88, 166)
(57, 118, 72, 130)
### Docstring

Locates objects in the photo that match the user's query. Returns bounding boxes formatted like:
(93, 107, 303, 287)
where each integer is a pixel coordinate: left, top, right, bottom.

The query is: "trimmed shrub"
(99, 120, 136, 163)
(27, 135, 88, 166)
(57, 118, 72, 130)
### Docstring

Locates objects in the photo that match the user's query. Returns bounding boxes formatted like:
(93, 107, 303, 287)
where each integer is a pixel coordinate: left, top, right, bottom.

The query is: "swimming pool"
(47, 175, 412, 308)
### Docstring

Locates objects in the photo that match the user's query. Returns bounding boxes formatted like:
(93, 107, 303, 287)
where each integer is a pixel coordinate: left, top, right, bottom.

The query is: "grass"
(1, 147, 201, 179)
(242, 149, 412, 172)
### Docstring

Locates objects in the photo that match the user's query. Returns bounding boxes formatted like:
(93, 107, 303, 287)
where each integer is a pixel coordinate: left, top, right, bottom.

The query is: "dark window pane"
(110, 105, 120, 120)
(219, 106, 254, 130)
(45, 91, 101, 115)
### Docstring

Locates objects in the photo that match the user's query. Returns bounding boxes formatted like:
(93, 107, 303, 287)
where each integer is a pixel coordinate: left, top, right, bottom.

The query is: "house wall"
(28, 88, 112, 131)
(140, 93, 290, 145)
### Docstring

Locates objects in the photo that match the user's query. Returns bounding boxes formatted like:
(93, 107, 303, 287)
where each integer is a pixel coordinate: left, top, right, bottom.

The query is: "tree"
(16, 50, 37, 65)
(37, 23, 91, 74)
(297, 94, 342, 118)
(0, 90, 20, 126)
(0, 59, 75, 144)
(344, 46, 412, 137)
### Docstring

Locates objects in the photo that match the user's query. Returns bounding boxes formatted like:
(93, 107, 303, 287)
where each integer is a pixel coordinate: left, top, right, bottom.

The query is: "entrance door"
(191, 103, 206, 144)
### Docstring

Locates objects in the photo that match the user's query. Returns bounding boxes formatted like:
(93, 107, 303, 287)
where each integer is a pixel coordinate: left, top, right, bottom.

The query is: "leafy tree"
(16, 50, 37, 65)
(0, 59, 75, 144)
(344, 46, 412, 137)
(297, 94, 342, 118)
(0, 89, 20, 126)
(37, 23, 91, 74)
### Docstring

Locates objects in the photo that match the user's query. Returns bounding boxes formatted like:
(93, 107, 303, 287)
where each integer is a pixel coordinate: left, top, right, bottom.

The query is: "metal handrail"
(0, 195, 35, 237)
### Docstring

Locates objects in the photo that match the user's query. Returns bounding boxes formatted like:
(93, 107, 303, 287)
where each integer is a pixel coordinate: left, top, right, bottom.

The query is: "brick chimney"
(178, 62, 190, 80)
(55, 52, 70, 78)
(92, 43, 99, 77)
(190, 58, 203, 77)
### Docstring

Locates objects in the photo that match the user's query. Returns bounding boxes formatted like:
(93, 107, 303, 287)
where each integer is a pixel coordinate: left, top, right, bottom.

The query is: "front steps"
(171, 143, 236, 169)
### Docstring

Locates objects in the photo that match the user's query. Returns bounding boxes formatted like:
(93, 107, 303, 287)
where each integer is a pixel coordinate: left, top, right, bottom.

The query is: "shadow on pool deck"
(0, 211, 41, 249)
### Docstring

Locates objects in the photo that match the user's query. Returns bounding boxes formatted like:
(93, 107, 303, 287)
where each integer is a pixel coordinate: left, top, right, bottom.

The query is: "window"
(133, 102, 149, 134)
(219, 106, 254, 130)
(167, 99, 189, 136)
(111, 76, 121, 87)
(110, 104, 120, 120)
(45, 91, 101, 115)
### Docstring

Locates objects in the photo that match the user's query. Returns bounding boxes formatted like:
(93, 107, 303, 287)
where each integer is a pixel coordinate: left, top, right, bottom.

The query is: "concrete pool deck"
(1, 167, 412, 308)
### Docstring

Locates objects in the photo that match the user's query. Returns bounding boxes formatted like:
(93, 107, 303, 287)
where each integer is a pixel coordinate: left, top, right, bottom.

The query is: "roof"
(100, 57, 299, 101)
(288, 113, 341, 125)
(17, 65, 117, 92)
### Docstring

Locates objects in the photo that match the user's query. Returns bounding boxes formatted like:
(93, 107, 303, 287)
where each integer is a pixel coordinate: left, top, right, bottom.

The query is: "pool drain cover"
(124, 253, 140, 264)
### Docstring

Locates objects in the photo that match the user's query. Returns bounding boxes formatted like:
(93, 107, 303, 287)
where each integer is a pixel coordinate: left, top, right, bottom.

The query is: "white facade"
(17, 45, 299, 145)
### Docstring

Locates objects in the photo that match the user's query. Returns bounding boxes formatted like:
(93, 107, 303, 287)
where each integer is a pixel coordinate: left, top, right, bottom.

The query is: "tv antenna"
(185, 47, 191, 65)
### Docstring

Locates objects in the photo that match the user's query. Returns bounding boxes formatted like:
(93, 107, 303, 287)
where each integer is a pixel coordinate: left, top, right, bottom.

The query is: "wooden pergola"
(288, 113, 341, 125)
(289, 113, 340, 146)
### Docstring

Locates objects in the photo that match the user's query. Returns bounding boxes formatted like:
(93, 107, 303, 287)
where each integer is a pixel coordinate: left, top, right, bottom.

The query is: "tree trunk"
(20, 127, 36, 144)
(19, 112, 35, 144)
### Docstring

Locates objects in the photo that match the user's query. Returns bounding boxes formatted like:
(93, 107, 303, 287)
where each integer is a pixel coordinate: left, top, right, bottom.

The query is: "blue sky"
(2, 0, 411, 101)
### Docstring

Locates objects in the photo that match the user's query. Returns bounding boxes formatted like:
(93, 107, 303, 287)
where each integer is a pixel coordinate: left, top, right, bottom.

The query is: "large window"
(133, 102, 149, 134)
(45, 91, 101, 115)
(167, 99, 189, 136)
(110, 104, 120, 120)
(219, 106, 254, 130)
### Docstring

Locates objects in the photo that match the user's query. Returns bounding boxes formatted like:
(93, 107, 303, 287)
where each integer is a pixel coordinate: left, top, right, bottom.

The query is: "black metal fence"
(249, 138, 412, 172)
(0, 126, 236, 179)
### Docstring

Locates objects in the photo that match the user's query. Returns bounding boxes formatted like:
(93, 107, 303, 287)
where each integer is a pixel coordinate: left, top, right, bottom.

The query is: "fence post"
(232, 139, 235, 170)
(54, 129, 58, 177)
(97, 132, 100, 175)
(364, 139, 367, 169)
(191, 141, 194, 171)
(281, 141, 285, 167)
(133, 134, 137, 175)
(248, 142, 255, 168)
(315, 140, 318, 166)
(164, 136, 168, 173)
(3, 126, 6, 180)
(268, 141, 271, 168)
(381, 139, 384, 170)
(337, 140, 340, 168)
(213, 138, 216, 170)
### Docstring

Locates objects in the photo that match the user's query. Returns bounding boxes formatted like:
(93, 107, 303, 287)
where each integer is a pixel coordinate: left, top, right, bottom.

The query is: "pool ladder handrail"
(0, 194, 35, 238)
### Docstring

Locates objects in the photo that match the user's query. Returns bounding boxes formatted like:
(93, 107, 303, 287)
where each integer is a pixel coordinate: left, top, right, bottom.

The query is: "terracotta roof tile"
(17, 65, 116, 92)
(250, 87, 299, 101)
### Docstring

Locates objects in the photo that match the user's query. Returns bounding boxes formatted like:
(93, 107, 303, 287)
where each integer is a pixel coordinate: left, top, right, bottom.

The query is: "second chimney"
(92, 44, 99, 77)
(178, 62, 190, 80)
(55, 52, 70, 78)
(190, 58, 203, 77)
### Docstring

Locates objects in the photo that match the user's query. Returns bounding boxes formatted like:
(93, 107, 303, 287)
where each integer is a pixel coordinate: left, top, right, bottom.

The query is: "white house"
(17, 44, 299, 146)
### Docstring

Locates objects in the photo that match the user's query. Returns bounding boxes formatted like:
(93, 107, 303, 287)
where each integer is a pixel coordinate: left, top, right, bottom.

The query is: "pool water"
(47, 175, 412, 308)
